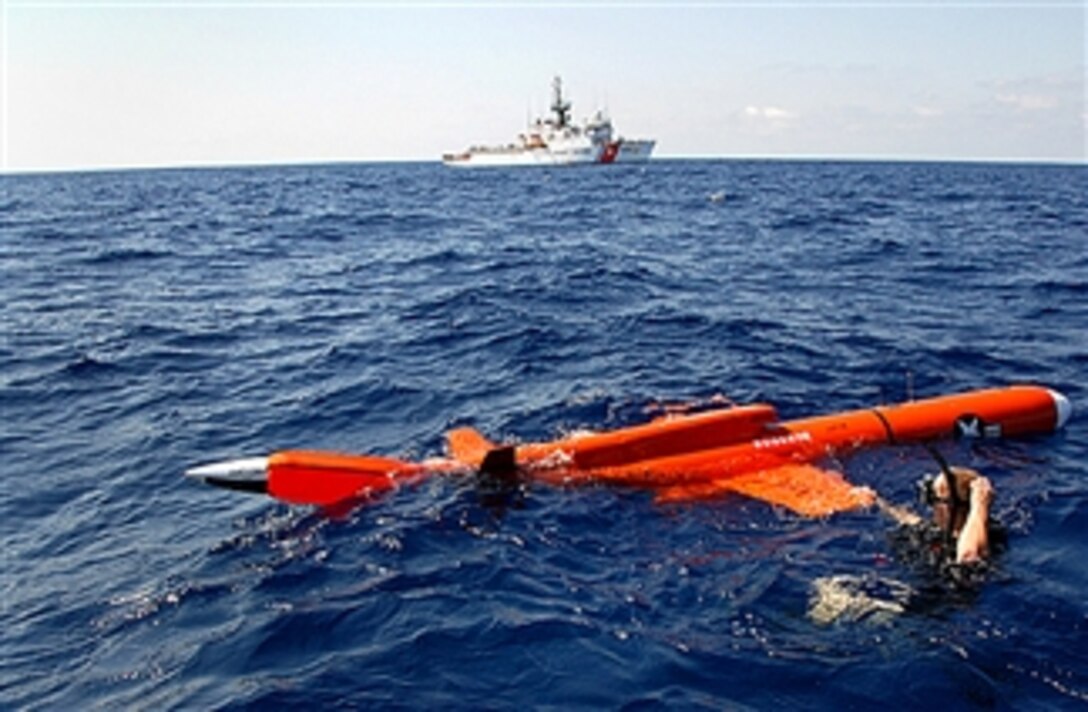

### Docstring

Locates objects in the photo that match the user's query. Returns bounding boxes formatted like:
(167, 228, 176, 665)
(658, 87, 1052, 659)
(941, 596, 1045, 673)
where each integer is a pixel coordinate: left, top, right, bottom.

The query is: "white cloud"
(744, 105, 796, 121)
(912, 105, 944, 118)
(994, 93, 1060, 111)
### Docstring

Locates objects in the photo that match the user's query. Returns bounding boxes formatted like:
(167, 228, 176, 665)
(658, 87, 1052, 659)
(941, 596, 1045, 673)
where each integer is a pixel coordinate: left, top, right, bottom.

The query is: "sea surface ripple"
(2, 160, 1086, 709)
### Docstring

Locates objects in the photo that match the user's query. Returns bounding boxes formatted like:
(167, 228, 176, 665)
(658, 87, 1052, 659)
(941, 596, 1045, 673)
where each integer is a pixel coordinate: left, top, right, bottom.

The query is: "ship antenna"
(551, 76, 571, 129)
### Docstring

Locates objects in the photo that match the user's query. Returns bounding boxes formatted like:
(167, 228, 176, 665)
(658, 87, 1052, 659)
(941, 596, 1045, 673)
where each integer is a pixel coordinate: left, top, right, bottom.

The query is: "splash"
(808, 574, 913, 625)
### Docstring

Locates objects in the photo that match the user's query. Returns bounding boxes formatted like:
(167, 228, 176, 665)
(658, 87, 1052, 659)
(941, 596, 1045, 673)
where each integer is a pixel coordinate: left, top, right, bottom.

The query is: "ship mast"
(550, 76, 571, 128)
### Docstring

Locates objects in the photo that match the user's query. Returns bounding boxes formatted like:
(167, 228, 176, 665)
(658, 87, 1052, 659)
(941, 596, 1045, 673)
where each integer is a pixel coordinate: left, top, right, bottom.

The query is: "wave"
(1, 160, 1084, 710)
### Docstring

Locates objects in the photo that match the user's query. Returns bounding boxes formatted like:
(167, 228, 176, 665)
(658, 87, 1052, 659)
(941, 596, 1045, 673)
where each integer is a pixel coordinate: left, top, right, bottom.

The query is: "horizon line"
(3, 153, 1086, 176)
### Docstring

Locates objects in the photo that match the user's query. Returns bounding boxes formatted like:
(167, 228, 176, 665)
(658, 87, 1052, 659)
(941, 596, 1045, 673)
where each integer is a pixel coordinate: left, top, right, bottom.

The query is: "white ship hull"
(442, 151, 596, 167)
(444, 138, 655, 168)
(443, 143, 602, 168)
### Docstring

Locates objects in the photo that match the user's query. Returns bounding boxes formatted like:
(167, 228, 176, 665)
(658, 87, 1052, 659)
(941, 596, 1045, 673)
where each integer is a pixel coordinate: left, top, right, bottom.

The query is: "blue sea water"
(1, 160, 1086, 710)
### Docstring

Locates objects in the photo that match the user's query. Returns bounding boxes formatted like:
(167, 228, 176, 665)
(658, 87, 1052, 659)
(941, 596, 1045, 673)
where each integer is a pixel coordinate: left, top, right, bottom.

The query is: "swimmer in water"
(811, 464, 997, 624)
(867, 465, 995, 565)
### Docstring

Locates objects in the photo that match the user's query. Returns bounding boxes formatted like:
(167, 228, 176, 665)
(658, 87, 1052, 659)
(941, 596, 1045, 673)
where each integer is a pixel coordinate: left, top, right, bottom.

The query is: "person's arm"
(956, 477, 993, 563)
(854, 486, 923, 526)
(875, 497, 923, 527)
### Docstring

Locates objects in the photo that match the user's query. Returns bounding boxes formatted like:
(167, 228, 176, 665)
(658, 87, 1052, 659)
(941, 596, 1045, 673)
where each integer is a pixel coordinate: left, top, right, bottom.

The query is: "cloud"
(987, 70, 1082, 114)
(911, 105, 944, 119)
(994, 93, 1060, 111)
(744, 105, 796, 121)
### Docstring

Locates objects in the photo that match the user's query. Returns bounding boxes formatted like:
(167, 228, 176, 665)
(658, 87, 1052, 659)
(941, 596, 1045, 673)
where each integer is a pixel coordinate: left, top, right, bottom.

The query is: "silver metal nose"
(1048, 389, 1072, 430)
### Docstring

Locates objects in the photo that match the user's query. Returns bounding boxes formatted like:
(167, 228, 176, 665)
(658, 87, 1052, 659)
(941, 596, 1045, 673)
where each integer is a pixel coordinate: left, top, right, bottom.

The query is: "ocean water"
(2, 160, 1086, 709)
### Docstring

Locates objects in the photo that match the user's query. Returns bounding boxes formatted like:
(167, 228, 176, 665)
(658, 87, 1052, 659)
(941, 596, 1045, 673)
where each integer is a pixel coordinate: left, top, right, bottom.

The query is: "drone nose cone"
(1048, 389, 1072, 430)
(186, 456, 269, 481)
(185, 457, 270, 495)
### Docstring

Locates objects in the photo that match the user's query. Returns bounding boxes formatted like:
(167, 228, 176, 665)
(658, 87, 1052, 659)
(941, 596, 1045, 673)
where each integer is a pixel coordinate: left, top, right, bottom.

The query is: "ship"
(442, 77, 655, 167)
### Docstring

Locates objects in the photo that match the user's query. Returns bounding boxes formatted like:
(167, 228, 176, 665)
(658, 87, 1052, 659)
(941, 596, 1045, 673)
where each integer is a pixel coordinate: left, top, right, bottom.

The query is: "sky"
(2, 1, 1085, 172)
